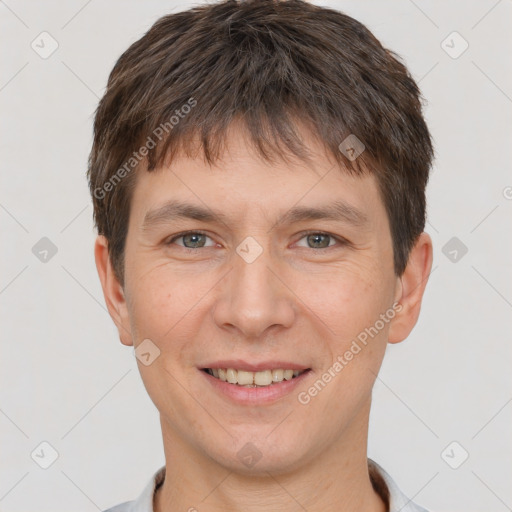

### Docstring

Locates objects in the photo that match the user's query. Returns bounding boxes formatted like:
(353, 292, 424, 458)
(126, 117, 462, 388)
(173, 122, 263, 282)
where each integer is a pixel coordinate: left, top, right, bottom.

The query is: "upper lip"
(200, 360, 310, 372)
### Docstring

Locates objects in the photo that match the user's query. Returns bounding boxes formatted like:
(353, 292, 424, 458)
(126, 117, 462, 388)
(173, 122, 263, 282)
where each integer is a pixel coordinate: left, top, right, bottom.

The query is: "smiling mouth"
(202, 368, 310, 387)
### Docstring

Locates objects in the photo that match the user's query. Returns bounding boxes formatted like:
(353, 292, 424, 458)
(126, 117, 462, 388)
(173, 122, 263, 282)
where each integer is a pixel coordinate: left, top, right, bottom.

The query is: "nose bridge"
(214, 235, 295, 338)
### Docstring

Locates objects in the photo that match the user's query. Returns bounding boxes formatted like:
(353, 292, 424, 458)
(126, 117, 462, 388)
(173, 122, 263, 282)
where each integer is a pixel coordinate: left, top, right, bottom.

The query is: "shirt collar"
(369, 459, 429, 512)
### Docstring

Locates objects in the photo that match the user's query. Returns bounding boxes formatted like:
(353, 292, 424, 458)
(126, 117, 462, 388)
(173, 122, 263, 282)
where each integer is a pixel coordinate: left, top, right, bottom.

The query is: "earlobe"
(94, 235, 134, 346)
(388, 232, 433, 344)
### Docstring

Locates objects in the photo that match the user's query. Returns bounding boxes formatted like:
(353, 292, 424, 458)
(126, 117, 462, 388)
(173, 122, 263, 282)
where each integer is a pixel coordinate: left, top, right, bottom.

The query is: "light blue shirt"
(103, 458, 430, 512)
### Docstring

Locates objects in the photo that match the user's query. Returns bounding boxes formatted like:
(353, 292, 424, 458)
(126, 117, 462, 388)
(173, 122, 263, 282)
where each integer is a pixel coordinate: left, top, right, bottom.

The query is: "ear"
(94, 235, 134, 346)
(388, 232, 433, 344)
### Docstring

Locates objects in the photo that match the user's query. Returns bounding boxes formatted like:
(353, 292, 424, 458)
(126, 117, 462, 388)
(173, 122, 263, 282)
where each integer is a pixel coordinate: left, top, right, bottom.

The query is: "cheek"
(126, 267, 207, 393)
(301, 266, 385, 347)
(296, 271, 391, 424)
(127, 263, 204, 342)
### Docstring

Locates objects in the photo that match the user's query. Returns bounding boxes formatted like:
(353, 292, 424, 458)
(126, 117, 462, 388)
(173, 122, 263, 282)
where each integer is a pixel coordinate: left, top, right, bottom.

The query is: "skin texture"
(95, 123, 433, 512)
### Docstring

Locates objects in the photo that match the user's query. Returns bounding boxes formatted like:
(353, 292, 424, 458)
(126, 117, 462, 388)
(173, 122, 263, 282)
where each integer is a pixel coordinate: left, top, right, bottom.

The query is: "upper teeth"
(208, 368, 303, 386)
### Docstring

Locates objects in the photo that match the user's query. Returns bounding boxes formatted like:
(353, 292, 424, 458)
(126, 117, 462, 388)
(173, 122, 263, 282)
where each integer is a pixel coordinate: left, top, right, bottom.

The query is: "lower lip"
(200, 369, 312, 405)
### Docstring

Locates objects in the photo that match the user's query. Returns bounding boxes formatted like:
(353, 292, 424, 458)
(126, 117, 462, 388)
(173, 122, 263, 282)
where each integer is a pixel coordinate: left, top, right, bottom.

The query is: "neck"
(154, 401, 387, 512)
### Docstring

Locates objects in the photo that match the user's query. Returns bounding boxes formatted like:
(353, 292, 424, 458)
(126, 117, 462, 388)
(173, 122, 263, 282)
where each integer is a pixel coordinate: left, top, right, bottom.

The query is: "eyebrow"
(275, 200, 368, 229)
(142, 200, 230, 231)
(141, 199, 368, 232)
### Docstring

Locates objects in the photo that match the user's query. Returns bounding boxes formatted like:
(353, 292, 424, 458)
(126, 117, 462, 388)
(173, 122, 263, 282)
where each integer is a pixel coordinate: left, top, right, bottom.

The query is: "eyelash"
(165, 230, 349, 251)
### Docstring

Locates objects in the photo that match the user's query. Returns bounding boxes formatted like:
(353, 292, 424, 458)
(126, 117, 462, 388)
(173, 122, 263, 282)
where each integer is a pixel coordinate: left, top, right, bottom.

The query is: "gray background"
(1, 1, 511, 511)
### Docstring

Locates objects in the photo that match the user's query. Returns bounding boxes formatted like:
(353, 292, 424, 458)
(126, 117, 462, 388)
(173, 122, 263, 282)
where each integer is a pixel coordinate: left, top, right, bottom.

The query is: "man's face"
(115, 126, 402, 473)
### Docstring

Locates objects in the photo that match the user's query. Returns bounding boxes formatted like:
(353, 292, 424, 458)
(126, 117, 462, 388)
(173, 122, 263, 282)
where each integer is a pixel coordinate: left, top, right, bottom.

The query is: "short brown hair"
(87, 0, 434, 287)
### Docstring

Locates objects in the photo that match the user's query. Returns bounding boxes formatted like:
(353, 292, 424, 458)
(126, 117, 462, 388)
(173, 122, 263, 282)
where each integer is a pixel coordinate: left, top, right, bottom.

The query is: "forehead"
(129, 123, 386, 232)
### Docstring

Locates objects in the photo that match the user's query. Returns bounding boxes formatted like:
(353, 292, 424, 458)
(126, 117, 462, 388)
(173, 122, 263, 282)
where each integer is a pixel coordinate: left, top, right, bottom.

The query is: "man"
(88, 0, 434, 510)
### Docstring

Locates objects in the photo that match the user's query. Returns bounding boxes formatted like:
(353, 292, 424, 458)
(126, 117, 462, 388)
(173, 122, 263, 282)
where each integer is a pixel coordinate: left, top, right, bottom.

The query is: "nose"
(212, 243, 296, 340)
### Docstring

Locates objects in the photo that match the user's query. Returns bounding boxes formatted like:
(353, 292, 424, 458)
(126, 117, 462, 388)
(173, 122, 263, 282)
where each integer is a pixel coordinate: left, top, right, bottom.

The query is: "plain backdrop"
(1, 1, 511, 511)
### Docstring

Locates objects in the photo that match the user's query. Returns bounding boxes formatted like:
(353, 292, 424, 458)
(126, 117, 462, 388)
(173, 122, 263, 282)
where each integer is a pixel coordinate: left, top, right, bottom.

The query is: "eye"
(165, 230, 348, 251)
(295, 231, 345, 250)
(166, 231, 216, 249)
